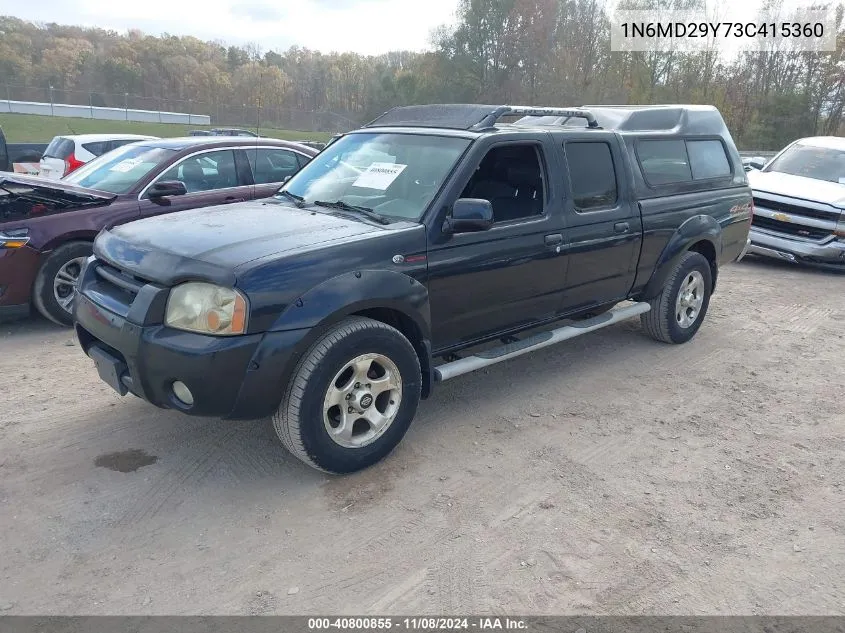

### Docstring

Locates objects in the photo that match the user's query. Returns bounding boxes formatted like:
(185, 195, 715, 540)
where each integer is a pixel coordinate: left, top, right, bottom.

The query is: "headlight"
(165, 282, 247, 335)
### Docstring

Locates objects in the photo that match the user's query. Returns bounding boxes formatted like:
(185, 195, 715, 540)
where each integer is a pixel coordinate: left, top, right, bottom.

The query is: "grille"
(94, 262, 145, 297)
(751, 215, 830, 240)
(752, 196, 840, 222)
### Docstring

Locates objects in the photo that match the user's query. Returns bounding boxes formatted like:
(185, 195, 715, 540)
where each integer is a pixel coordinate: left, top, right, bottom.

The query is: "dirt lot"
(1, 258, 843, 615)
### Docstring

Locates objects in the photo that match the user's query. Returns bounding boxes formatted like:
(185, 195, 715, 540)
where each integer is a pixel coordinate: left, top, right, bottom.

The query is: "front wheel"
(641, 251, 712, 344)
(273, 317, 422, 473)
(32, 241, 93, 326)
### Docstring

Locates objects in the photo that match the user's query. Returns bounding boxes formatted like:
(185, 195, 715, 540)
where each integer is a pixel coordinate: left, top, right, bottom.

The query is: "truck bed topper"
(364, 103, 729, 137)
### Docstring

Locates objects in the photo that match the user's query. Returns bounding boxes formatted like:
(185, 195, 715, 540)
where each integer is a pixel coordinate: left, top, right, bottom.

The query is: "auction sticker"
(353, 163, 407, 190)
(109, 158, 144, 173)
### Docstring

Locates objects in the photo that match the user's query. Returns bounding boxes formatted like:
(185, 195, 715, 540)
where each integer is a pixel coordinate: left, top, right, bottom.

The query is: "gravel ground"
(0, 257, 843, 615)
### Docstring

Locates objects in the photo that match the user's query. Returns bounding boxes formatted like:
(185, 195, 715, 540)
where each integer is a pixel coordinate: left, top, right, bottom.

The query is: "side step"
(433, 302, 651, 382)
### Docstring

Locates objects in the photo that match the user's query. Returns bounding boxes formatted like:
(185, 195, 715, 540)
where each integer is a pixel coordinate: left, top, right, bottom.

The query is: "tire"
(273, 316, 422, 474)
(32, 241, 93, 326)
(641, 251, 712, 344)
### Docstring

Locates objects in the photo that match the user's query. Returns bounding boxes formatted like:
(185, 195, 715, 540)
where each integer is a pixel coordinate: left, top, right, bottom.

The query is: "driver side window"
(460, 144, 545, 223)
(154, 149, 238, 194)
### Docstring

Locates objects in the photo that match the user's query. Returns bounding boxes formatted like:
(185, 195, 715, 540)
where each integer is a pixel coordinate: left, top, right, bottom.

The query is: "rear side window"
(43, 137, 74, 159)
(565, 142, 618, 210)
(246, 148, 303, 184)
(82, 141, 110, 156)
(638, 140, 692, 185)
(687, 140, 731, 179)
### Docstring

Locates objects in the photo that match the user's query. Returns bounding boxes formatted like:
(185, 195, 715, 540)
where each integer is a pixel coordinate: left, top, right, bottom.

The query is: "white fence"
(1, 99, 211, 125)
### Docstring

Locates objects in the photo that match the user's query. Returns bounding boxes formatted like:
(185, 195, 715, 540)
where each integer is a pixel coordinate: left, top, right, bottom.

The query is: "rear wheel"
(32, 241, 92, 326)
(641, 251, 712, 344)
(273, 317, 421, 474)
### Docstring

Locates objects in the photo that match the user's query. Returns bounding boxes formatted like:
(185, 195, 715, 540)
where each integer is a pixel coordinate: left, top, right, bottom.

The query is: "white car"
(39, 134, 158, 180)
(746, 136, 845, 270)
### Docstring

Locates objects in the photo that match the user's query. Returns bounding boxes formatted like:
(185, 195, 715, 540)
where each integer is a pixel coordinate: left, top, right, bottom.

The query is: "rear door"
(137, 148, 254, 218)
(556, 132, 641, 313)
(245, 146, 312, 199)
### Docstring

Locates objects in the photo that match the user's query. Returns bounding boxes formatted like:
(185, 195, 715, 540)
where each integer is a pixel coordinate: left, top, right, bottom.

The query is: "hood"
(95, 199, 384, 285)
(0, 172, 116, 202)
(0, 172, 116, 223)
(748, 170, 845, 209)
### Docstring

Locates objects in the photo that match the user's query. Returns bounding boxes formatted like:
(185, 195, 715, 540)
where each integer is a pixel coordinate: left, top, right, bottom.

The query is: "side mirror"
(743, 157, 766, 171)
(148, 180, 187, 199)
(443, 198, 494, 234)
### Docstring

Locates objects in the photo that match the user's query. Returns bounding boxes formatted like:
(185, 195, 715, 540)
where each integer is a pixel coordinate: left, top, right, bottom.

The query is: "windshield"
(765, 143, 845, 184)
(64, 144, 176, 193)
(279, 132, 471, 221)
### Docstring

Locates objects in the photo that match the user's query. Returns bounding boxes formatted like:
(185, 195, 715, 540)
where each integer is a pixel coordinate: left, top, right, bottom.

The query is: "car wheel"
(641, 251, 712, 344)
(273, 316, 422, 474)
(32, 241, 92, 326)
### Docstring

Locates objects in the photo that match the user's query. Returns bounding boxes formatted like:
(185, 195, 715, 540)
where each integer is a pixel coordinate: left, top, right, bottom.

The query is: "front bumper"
(0, 245, 41, 318)
(748, 228, 845, 270)
(74, 289, 309, 420)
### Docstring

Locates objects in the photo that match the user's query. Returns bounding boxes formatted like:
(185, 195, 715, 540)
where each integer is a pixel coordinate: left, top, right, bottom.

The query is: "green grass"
(0, 112, 331, 144)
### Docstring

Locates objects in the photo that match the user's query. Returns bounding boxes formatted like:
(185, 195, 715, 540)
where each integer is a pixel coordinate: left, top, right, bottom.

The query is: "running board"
(433, 302, 651, 382)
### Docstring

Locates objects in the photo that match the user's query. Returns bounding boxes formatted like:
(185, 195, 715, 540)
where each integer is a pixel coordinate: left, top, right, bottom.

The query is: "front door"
(426, 136, 569, 352)
(138, 148, 254, 217)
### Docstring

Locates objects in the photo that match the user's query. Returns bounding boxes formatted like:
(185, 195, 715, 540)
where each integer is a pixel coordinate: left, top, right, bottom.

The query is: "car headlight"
(165, 282, 247, 335)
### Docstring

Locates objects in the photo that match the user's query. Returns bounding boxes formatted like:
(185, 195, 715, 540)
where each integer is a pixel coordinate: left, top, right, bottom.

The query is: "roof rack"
(474, 106, 599, 130)
(363, 104, 599, 131)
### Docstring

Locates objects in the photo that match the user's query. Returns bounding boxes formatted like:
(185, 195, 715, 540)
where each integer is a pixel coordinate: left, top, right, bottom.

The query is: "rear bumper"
(74, 290, 309, 420)
(748, 228, 845, 269)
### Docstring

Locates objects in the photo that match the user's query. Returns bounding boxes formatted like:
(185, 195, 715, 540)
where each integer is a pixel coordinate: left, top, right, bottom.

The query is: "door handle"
(614, 222, 630, 233)
(224, 196, 245, 203)
(544, 233, 563, 246)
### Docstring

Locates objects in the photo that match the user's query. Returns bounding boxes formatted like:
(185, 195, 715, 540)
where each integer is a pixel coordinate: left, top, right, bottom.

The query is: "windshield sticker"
(109, 158, 144, 173)
(353, 163, 407, 190)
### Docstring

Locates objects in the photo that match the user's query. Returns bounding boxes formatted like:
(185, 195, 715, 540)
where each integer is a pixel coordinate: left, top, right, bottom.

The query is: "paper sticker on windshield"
(353, 163, 407, 190)
(109, 158, 143, 173)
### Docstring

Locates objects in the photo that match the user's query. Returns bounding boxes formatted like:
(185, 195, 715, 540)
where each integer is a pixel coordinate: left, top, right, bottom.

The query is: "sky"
(0, 0, 461, 55)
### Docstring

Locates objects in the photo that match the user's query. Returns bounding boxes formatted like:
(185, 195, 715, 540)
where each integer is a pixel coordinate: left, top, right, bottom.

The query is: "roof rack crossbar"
(473, 106, 599, 130)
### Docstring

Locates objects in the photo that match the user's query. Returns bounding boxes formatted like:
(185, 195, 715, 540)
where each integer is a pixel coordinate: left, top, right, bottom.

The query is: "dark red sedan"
(0, 136, 317, 325)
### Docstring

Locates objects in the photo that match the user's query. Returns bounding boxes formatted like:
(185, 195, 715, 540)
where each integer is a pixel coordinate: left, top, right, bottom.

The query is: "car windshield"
(278, 132, 471, 221)
(765, 143, 845, 184)
(64, 144, 176, 193)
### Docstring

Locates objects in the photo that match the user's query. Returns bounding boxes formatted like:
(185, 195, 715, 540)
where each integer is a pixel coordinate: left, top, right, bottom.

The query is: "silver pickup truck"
(746, 136, 845, 270)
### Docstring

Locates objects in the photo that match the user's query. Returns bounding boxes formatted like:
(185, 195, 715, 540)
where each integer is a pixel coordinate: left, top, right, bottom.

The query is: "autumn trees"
(0, 1, 843, 147)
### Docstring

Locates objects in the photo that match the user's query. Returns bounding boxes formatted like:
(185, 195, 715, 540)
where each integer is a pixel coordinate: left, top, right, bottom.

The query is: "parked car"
(73, 103, 751, 474)
(0, 126, 48, 174)
(746, 136, 845, 270)
(38, 134, 159, 180)
(0, 137, 317, 325)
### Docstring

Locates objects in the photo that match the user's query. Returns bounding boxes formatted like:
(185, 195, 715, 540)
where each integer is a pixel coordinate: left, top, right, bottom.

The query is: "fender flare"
(268, 269, 435, 397)
(640, 215, 722, 300)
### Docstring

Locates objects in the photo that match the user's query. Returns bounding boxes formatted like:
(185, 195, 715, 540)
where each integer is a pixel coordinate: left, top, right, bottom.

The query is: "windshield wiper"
(276, 190, 306, 208)
(313, 200, 391, 225)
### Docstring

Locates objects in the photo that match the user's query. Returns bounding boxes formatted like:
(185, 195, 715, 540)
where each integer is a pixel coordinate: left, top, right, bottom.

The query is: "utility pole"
(49, 85, 54, 116)
(124, 93, 129, 121)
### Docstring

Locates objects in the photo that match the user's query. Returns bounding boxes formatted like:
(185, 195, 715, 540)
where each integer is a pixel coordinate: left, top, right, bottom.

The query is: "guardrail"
(1, 99, 210, 125)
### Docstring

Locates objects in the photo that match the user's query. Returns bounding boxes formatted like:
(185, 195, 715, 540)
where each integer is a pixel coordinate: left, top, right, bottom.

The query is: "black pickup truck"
(73, 104, 752, 474)
(0, 126, 47, 173)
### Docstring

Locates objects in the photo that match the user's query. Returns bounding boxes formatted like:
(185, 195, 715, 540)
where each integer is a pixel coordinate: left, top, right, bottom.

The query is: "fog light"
(172, 381, 194, 406)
